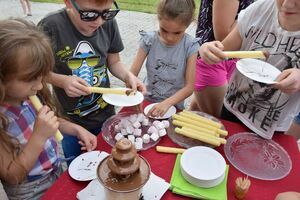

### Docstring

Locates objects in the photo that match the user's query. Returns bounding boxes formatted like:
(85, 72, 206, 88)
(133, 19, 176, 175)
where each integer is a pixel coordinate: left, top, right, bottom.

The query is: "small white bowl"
(180, 146, 226, 188)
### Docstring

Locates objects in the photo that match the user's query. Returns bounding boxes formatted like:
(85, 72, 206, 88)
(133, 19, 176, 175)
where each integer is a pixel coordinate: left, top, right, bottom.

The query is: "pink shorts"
(194, 58, 237, 91)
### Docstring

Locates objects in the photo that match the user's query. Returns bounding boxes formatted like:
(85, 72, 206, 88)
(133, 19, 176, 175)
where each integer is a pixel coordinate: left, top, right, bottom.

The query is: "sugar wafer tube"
(224, 51, 266, 59)
(175, 127, 221, 146)
(181, 110, 223, 129)
(172, 119, 218, 136)
(156, 146, 186, 154)
(89, 87, 135, 96)
(173, 114, 221, 136)
(29, 95, 63, 141)
(177, 112, 228, 136)
(182, 127, 226, 144)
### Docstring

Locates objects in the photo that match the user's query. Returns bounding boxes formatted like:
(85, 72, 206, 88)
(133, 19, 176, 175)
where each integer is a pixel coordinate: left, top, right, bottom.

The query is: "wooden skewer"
(156, 146, 186, 154)
(88, 87, 136, 96)
(224, 51, 266, 59)
(29, 95, 63, 141)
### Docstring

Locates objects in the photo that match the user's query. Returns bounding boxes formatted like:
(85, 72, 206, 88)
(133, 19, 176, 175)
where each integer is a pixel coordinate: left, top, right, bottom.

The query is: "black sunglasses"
(70, 0, 120, 22)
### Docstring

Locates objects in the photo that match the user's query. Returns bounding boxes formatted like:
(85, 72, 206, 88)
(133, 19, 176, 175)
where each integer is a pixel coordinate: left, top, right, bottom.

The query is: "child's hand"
(76, 127, 97, 152)
(62, 75, 91, 97)
(274, 68, 300, 94)
(125, 72, 147, 95)
(33, 106, 59, 140)
(148, 102, 172, 117)
(199, 41, 225, 64)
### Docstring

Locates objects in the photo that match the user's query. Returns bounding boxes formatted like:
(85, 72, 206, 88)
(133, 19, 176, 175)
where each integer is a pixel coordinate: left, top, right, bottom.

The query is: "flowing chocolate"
(97, 138, 150, 193)
(107, 138, 140, 177)
(125, 89, 136, 96)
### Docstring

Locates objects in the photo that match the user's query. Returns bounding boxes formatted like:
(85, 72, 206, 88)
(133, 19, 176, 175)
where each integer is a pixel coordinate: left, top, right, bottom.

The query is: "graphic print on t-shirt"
(66, 41, 108, 117)
(225, 26, 300, 136)
(150, 58, 177, 98)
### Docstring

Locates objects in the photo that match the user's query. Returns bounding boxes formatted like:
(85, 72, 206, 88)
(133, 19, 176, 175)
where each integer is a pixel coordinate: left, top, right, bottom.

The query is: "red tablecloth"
(42, 104, 300, 200)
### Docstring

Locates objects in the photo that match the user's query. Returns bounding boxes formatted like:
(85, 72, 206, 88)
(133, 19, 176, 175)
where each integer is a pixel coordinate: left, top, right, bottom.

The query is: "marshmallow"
(133, 129, 142, 137)
(129, 114, 138, 123)
(162, 120, 170, 128)
(121, 119, 130, 128)
(121, 128, 128, 136)
(155, 122, 165, 130)
(132, 121, 141, 129)
(135, 137, 143, 143)
(147, 126, 157, 134)
(127, 135, 135, 144)
(137, 113, 145, 122)
(158, 129, 167, 137)
(152, 120, 160, 127)
(142, 118, 150, 126)
(135, 141, 143, 150)
(150, 133, 159, 142)
(114, 133, 124, 141)
(142, 134, 150, 143)
(126, 126, 134, 134)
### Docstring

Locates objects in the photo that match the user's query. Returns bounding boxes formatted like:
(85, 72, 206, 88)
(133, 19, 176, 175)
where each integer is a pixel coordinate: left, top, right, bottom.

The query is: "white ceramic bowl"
(180, 146, 226, 188)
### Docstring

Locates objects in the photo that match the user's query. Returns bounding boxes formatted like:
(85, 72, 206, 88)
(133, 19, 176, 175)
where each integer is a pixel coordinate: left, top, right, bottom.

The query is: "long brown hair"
(0, 18, 56, 179)
(157, 0, 196, 27)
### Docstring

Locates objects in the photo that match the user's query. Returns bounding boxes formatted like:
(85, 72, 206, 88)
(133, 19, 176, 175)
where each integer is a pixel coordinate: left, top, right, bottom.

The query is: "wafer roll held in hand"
(29, 95, 63, 141)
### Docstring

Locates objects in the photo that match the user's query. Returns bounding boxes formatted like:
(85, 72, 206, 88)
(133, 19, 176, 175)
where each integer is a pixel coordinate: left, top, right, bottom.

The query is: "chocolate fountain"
(97, 138, 150, 200)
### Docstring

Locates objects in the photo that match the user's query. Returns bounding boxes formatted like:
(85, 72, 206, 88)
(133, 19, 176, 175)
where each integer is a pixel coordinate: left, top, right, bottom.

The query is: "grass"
(31, 0, 200, 15)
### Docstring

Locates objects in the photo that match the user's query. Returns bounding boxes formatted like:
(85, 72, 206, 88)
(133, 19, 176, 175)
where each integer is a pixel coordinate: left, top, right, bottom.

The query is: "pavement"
(0, 0, 197, 88)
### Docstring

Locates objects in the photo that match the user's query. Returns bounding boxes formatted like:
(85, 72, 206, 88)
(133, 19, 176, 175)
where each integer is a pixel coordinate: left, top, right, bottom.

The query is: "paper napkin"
(170, 154, 228, 200)
(77, 172, 170, 200)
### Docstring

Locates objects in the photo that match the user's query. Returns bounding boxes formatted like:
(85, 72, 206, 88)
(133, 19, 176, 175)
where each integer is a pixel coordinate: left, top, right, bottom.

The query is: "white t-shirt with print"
(224, 0, 300, 139)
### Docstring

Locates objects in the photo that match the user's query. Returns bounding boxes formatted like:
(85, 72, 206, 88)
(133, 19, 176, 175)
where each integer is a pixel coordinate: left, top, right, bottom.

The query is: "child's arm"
(148, 54, 197, 117)
(199, 25, 242, 64)
(46, 72, 91, 97)
(0, 106, 59, 184)
(130, 47, 148, 76)
(58, 119, 97, 152)
(212, 0, 239, 41)
(107, 53, 146, 93)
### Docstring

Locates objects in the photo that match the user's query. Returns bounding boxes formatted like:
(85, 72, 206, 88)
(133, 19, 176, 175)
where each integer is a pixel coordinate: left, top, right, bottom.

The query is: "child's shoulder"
(38, 8, 67, 27)
(138, 30, 158, 46)
(182, 33, 200, 47)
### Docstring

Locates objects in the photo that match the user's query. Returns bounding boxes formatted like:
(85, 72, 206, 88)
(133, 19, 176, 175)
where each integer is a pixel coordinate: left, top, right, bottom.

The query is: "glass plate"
(167, 111, 225, 148)
(224, 132, 292, 180)
(102, 112, 161, 151)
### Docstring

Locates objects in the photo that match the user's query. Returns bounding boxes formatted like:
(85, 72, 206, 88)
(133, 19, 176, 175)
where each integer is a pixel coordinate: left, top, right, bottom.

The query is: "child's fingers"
(148, 106, 159, 117)
(38, 105, 51, 115)
(213, 41, 225, 50)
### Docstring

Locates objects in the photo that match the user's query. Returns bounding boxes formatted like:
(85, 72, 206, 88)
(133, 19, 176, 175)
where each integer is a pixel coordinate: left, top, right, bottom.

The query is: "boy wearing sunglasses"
(38, 0, 145, 163)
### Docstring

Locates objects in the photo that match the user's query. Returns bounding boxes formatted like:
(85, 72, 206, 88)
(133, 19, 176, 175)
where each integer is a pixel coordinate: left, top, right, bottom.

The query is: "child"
(130, 0, 199, 117)
(190, 0, 253, 117)
(0, 18, 97, 200)
(198, 0, 300, 139)
(38, 0, 145, 160)
(20, 0, 32, 16)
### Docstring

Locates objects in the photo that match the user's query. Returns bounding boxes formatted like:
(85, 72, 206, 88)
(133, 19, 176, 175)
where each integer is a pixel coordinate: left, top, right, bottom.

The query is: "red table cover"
(42, 103, 300, 200)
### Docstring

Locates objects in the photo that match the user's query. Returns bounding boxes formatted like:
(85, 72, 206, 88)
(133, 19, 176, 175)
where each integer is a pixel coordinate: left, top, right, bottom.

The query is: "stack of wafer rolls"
(172, 110, 227, 146)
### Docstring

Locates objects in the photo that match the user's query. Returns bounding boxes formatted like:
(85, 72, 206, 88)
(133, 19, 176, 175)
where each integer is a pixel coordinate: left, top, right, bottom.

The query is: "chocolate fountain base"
(97, 156, 150, 200)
